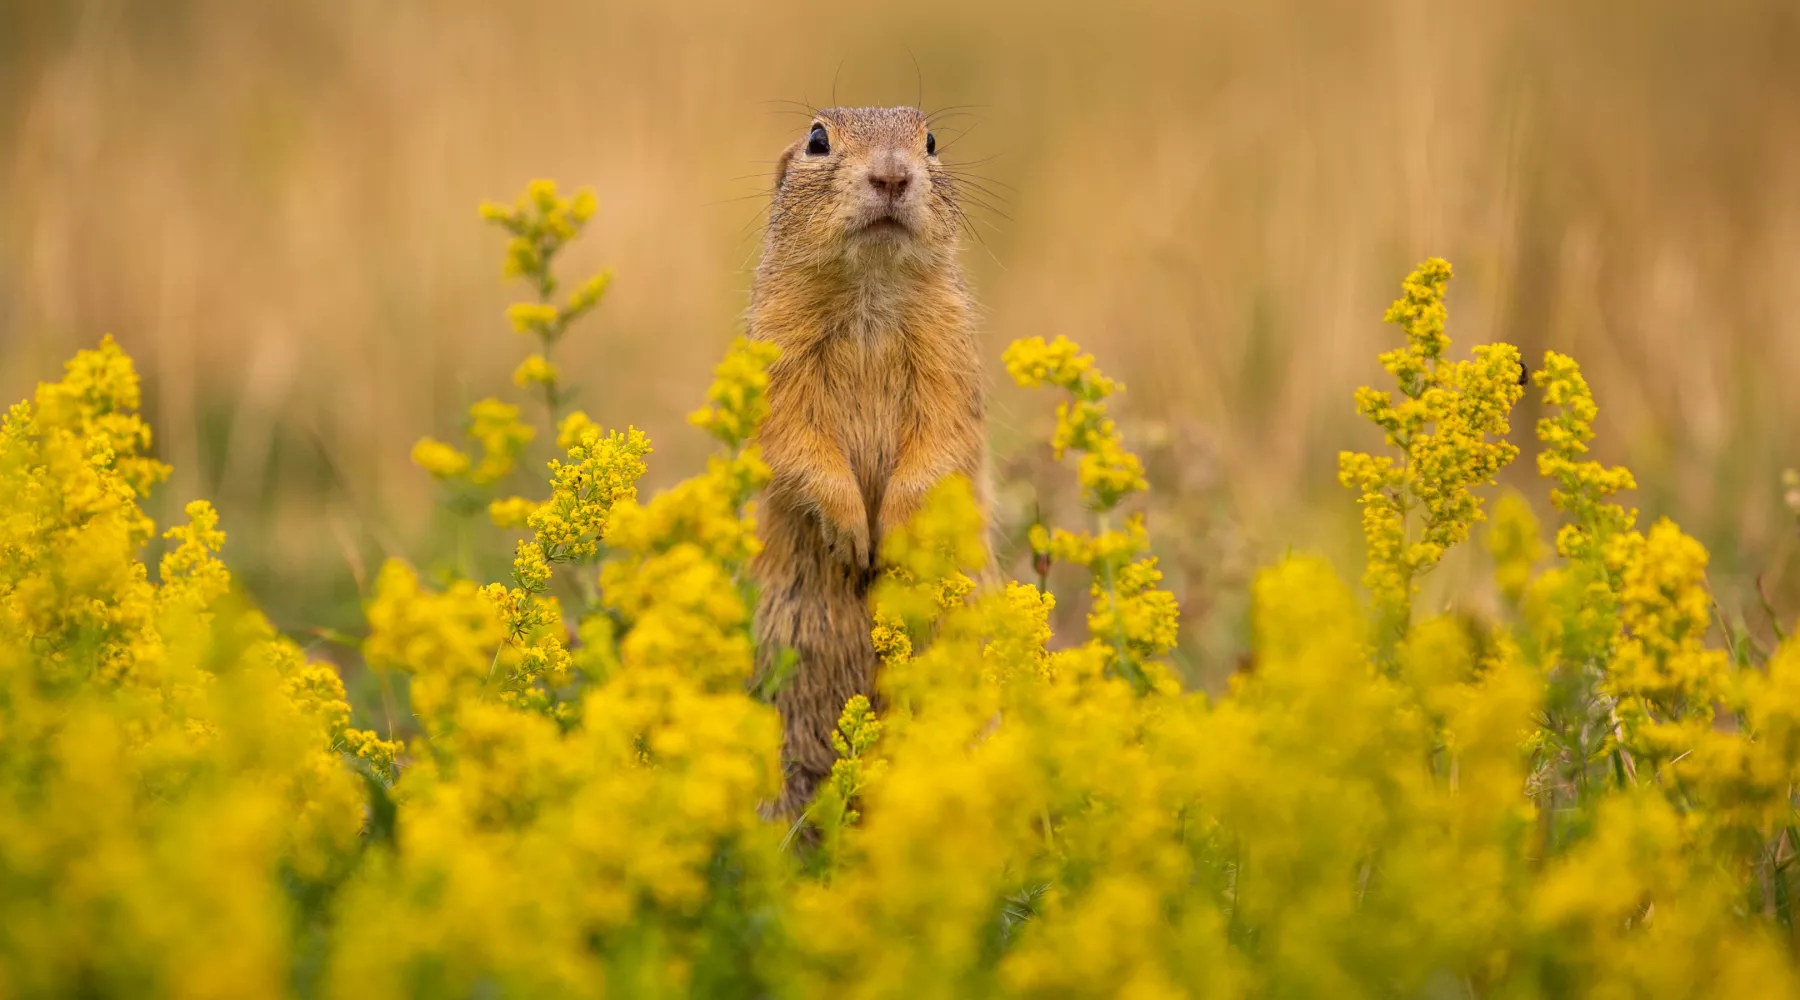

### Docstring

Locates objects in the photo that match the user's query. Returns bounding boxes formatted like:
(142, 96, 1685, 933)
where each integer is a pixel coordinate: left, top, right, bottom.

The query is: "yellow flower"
(341, 728, 402, 782)
(506, 302, 560, 336)
(556, 410, 597, 452)
(464, 397, 535, 485)
(0, 338, 374, 994)
(597, 445, 770, 692)
(511, 353, 558, 389)
(870, 606, 914, 667)
(1534, 350, 1637, 561)
(1602, 518, 1730, 763)
(32, 334, 171, 496)
(510, 540, 554, 594)
(483, 178, 600, 294)
(1086, 557, 1181, 664)
(1002, 334, 1119, 398)
(1485, 489, 1545, 606)
(566, 270, 614, 316)
(1003, 335, 1144, 510)
(529, 425, 651, 563)
(411, 436, 471, 479)
(1339, 259, 1525, 638)
(159, 500, 231, 613)
(814, 695, 887, 844)
(488, 495, 538, 529)
(688, 335, 781, 449)
(363, 559, 507, 723)
(1006, 337, 1173, 689)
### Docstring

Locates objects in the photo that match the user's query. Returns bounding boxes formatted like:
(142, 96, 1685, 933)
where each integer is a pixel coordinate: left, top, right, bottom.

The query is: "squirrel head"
(766, 106, 959, 274)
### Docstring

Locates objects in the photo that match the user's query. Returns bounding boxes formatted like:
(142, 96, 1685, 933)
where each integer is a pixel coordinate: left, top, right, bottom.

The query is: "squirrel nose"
(867, 153, 911, 199)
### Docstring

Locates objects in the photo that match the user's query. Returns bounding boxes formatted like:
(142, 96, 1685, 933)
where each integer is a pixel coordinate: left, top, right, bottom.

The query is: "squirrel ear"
(773, 143, 797, 192)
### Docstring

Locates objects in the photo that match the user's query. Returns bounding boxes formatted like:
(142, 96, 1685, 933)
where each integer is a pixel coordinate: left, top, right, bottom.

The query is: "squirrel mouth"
(851, 206, 914, 240)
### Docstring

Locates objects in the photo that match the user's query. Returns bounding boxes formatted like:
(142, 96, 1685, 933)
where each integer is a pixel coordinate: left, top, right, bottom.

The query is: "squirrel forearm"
(764, 424, 871, 565)
(879, 418, 985, 537)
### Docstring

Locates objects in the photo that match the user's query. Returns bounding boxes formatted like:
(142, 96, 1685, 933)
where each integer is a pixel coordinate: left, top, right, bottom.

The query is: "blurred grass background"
(4, 0, 1798, 683)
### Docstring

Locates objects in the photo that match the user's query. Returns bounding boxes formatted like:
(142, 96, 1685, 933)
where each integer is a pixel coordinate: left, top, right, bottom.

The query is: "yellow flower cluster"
(1710, 636, 1800, 834)
(410, 179, 620, 529)
(410, 396, 536, 487)
(1340, 258, 1527, 638)
(487, 493, 537, 528)
(871, 474, 988, 645)
(689, 334, 782, 449)
(362, 559, 509, 723)
(1003, 335, 1147, 508)
(1604, 519, 1730, 760)
(827, 696, 884, 823)
(401, 180, 651, 728)
(1522, 351, 1733, 791)
(480, 179, 614, 423)
(1535, 349, 1639, 561)
(158, 498, 232, 615)
(29, 333, 171, 502)
(1485, 489, 1546, 606)
(465, 397, 536, 483)
(803, 694, 889, 868)
(17, 231, 1800, 996)
(596, 338, 776, 694)
(409, 434, 470, 478)
(1005, 336, 1177, 691)
(1, 339, 390, 996)
(511, 351, 558, 389)
(333, 323, 789, 997)
(528, 425, 652, 563)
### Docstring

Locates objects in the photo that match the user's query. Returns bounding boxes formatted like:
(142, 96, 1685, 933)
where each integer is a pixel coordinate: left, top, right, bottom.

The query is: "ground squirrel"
(748, 106, 989, 814)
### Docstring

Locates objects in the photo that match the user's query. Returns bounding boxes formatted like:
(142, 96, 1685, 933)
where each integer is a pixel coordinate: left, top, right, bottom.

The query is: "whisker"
(761, 98, 822, 116)
(926, 103, 989, 122)
(943, 170, 1017, 193)
(907, 46, 923, 110)
(933, 122, 983, 154)
(733, 206, 771, 265)
(944, 179, 1014, 209)
(943, 172, 1012, 196)
(950, 191, 1013, 222)
(702, 192, 777, 207)
(939, 153, 1008, 170)
(960, 204, 1013, 225)
(949, 191, 1011, 215)
(949, 200, 986, 249)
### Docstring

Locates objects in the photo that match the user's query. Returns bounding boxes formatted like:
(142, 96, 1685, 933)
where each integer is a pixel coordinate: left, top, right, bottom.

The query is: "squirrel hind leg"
(757, 582, 879, 819)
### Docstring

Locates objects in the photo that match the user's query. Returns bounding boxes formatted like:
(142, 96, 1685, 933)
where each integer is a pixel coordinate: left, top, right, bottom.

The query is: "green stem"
(1094, 510, 1145, 693)
(535, 273, 563, 431)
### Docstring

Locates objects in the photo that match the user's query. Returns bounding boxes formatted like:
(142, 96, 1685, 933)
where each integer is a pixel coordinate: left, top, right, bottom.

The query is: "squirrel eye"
(926, 131, 937, 156)
(806, 123, 830, 156)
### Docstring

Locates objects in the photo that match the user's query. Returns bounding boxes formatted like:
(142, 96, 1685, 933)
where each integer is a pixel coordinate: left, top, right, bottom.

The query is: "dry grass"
(3, 0, 1798, 639)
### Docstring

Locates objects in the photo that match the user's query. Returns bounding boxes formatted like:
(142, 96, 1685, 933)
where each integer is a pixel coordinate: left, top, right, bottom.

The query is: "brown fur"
(747, 107, 988, 815)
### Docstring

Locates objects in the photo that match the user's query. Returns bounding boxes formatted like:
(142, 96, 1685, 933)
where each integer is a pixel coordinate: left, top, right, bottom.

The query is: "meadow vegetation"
(8, 1, 1798, 648)
(4, 182, 1800, 998)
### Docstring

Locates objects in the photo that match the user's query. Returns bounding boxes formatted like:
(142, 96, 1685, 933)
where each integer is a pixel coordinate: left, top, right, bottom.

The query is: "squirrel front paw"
(876, 495, 919, 555)
(817, 510, 872, 569)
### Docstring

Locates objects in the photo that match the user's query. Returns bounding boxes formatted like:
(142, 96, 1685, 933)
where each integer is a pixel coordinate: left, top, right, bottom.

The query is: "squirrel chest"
(785, 321, 924, 521)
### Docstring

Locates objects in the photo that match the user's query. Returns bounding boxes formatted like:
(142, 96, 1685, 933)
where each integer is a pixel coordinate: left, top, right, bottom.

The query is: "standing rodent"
(748, 106, 988, 815)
